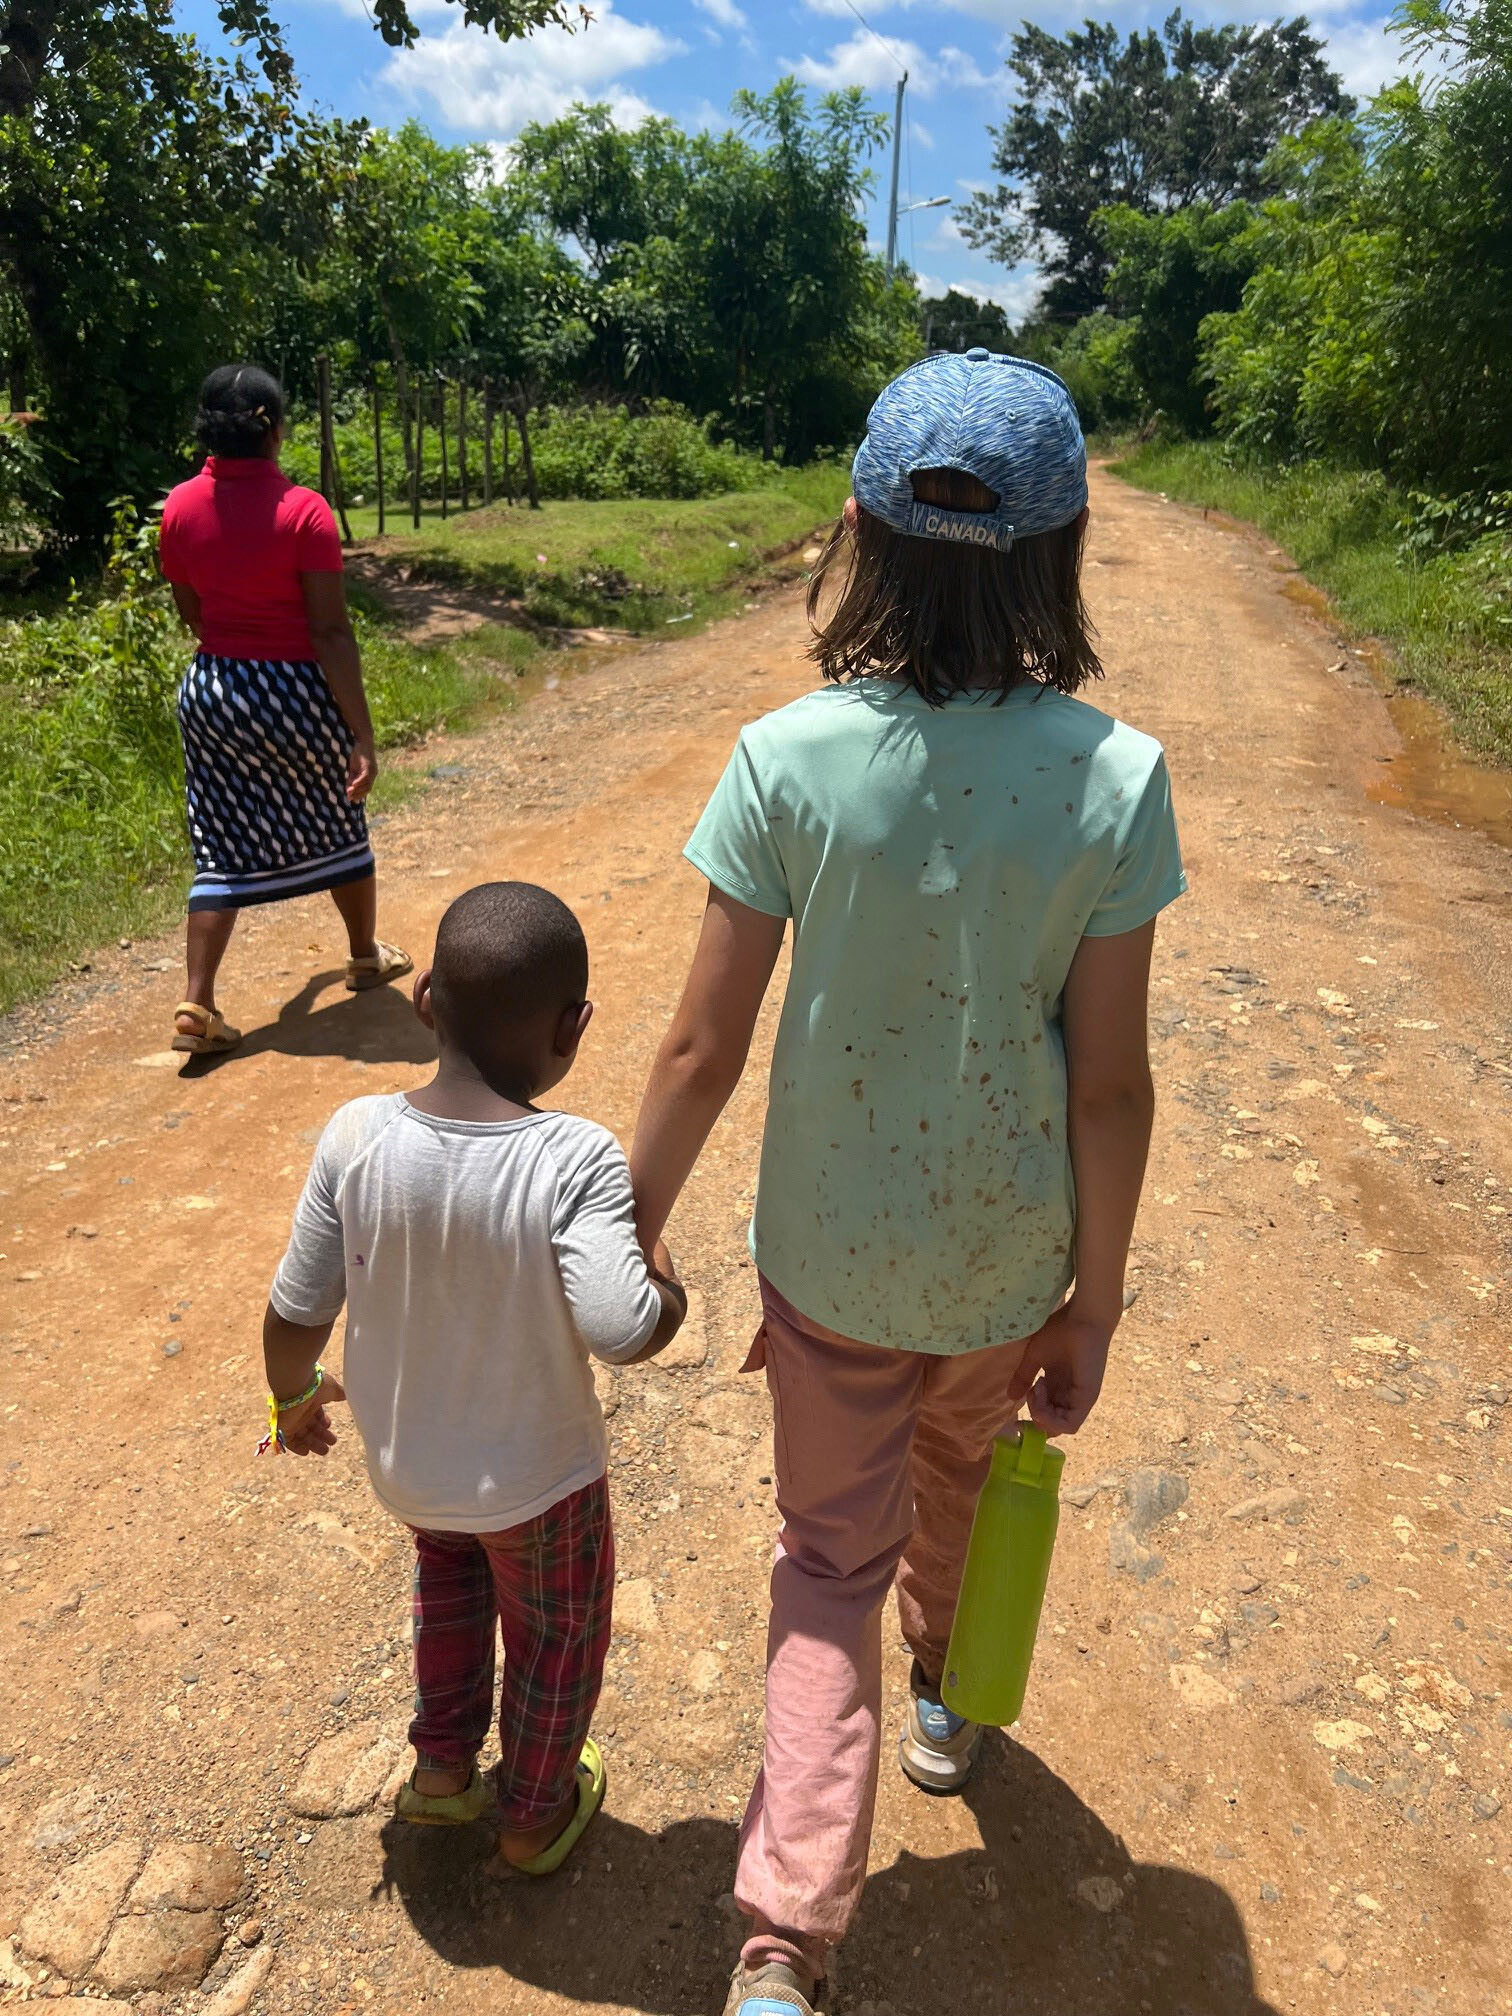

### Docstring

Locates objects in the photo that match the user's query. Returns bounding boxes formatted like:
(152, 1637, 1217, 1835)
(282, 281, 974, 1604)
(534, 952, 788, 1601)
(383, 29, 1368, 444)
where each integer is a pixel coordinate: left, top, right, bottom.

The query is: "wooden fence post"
(514, 386, 540, 511)
(438, 379, 449, 522)
(317, 352, 334, 505)
(318, 353, 353, 544)
(458, 371, 469, 512)
(482, 382, 494, 507)
(412, 389, 424, 529)
(373, 375, 385, 538)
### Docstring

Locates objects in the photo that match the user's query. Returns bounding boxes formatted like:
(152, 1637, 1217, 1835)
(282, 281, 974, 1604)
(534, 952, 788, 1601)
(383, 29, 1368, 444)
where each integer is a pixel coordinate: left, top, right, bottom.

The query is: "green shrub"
(1019, 314, 1144, 432)
(280, 398, 765, 510)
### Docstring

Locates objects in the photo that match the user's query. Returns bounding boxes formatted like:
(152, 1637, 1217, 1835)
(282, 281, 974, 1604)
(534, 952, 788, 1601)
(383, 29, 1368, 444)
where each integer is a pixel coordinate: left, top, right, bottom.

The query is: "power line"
(836, 0, 909, 77)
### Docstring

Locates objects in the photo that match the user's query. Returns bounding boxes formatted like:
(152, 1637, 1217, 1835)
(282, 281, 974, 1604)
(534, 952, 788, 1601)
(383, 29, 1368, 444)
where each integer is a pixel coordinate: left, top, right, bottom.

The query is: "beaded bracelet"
(257, 1365, 325, 1455)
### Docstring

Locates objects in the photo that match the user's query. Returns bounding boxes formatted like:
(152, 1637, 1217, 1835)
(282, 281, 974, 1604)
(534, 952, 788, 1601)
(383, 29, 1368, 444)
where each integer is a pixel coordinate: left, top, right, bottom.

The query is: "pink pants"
(735, 1277, 1029, 1986)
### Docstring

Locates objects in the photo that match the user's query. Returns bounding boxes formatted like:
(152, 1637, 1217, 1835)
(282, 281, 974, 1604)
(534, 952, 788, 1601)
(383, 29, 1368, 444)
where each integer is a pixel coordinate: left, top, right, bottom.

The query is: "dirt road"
(2, 469, 1508, 2016)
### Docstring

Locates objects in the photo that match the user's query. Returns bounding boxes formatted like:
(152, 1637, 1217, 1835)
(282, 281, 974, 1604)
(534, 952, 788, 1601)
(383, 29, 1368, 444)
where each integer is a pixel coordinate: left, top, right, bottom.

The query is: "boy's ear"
(413, 967, 436, 1030)
(554, 999, 593, 1057)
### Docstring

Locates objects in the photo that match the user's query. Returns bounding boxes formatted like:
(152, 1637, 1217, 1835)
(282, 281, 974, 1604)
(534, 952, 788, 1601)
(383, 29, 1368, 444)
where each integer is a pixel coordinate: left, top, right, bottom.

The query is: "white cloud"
(380, 3, 682, 137)
(690, 95, 737, 132)
(909, 118, 935, 149)
(789, 31, 993, 97)
(912, 266, 1043, 325)
(692, 0, 748, 29)
(1319, 12, 1445, 98)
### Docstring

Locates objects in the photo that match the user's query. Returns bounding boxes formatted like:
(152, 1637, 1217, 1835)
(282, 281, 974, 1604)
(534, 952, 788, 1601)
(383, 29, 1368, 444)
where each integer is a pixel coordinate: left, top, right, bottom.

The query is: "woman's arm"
(630, 887, 786, 1253)
(169, 582, 202, 639)
(1006, 920, 1157, 1434)
(301, 572, 377, 803)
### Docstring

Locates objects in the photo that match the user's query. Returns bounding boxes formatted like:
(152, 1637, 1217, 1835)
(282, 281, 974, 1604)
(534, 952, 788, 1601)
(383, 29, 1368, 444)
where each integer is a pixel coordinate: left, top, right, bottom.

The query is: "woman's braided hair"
(194, 363, 284, 459)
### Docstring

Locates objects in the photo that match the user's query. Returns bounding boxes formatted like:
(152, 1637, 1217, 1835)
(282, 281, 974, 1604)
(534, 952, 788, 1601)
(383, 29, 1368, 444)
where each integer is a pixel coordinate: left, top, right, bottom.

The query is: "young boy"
(264, 880, 686, 1873)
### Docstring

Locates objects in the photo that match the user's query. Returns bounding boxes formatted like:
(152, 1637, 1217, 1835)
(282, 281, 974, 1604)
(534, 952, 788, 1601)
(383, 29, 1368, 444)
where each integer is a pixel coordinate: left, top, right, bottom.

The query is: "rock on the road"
(201, 1944, 276, 2016)
(1225, 1487, 1308, 1524)
(288, 1723, 405, 1820)
(19, 1837, 143, 1979)
(129, 1841, 242, 1913)
(94, 1909, 224, 1994)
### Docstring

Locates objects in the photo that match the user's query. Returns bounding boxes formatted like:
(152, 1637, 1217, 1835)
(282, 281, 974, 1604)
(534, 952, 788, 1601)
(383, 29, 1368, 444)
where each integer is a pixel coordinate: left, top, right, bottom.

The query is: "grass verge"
(0, 602, 525, 1018)
(347, 463, 849, 629)
(1109, 442, 1512, 768)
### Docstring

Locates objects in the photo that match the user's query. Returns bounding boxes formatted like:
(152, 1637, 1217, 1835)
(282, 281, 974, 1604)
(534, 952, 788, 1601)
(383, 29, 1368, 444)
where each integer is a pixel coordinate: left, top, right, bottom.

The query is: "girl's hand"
(1005, 1300, 1114, 1436)
(278, 1372, 347, 1456)
(346, 741, 378, 803)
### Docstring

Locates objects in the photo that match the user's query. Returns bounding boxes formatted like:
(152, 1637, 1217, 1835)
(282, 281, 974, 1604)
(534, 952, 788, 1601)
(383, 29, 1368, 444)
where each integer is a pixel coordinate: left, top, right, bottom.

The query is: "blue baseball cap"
(852, 348, 1087, 554)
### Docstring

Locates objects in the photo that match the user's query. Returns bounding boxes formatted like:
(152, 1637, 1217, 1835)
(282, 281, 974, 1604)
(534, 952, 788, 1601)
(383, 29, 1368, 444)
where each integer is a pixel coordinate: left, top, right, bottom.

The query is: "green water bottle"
(941, 1422, 1065, 1727)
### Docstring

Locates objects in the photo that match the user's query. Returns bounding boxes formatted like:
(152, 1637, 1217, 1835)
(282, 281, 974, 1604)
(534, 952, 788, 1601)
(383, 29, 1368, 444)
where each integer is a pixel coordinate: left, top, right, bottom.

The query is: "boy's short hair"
(430, 883, 588, 1073)
(807, 467, 1101, 705)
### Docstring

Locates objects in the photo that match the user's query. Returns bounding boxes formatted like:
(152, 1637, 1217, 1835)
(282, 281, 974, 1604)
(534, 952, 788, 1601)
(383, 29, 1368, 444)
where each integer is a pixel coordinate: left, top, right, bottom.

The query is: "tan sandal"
(171, 1002, 242, 1055)
(345, 941, 414, 992)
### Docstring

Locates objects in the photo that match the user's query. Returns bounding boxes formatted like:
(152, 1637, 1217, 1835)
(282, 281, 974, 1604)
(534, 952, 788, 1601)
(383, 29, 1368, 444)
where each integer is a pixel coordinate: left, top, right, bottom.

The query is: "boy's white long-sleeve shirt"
(270, 1095, 662, 1533)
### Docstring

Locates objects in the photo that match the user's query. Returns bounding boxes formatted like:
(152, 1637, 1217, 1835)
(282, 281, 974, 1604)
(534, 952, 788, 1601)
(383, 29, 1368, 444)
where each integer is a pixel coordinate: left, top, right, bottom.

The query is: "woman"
(158, 363, 411, 1055)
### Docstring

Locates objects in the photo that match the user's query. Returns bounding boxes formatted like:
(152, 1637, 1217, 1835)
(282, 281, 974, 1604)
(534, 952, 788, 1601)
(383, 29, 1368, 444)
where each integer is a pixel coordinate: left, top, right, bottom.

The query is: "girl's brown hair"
(806, 467, 1101, 705)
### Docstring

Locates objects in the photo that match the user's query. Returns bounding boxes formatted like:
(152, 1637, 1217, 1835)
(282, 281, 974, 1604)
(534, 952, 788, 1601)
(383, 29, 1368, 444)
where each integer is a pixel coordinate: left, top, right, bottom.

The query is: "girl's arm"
(1007, 919, 1157, 1434)
(630, 886, 786, 1253)
(301, 572, 378, 803)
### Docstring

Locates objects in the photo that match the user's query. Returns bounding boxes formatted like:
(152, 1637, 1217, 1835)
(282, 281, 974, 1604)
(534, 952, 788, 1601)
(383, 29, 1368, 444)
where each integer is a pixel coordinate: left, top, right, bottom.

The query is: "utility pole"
(885, 70, 907, 277)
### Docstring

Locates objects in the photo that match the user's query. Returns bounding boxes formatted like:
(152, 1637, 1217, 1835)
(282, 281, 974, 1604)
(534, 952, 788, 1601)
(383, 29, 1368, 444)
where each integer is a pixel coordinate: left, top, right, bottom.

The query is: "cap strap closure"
(906, 500, 1015, 552)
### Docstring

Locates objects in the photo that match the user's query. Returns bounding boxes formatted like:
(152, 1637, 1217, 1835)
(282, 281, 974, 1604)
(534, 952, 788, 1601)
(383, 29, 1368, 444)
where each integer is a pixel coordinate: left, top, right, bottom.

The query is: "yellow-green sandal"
(512, 1738, 606, 1877)
(395, 1764, 491, 1827)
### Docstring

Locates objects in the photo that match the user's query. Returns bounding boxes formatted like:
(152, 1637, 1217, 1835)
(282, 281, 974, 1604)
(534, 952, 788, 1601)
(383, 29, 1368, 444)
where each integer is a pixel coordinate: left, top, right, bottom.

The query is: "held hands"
(277, 1372, 347, 1457)
(346, 740, 378, 804)
(649, 1239, 683, 1291)
(1005, 1298, 1115, 1437)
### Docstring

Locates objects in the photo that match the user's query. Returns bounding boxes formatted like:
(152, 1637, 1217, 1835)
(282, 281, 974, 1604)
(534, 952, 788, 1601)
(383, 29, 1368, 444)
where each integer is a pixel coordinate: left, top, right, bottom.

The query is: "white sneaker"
(898, 1659, 983, 1793)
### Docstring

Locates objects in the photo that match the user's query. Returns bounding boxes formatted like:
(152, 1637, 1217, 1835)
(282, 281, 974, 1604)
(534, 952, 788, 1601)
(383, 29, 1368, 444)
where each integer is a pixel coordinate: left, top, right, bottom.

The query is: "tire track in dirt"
(1, 469, 1508, 2016)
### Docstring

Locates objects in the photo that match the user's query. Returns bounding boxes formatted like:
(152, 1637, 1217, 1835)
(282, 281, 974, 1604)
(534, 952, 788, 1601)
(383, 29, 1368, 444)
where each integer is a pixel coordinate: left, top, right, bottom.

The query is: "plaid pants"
(408, 1475, 614, 1829)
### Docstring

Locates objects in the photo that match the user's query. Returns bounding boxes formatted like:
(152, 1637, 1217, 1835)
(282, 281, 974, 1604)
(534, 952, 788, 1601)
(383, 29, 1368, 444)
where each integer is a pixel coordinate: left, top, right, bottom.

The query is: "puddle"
(1278, 576, 1512, 853)
(1369, 691, 1512, 852)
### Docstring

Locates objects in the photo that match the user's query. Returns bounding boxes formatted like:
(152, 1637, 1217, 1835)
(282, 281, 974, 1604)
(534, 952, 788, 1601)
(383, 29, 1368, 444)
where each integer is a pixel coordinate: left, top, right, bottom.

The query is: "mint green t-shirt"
(685, 677, 1186, 1354)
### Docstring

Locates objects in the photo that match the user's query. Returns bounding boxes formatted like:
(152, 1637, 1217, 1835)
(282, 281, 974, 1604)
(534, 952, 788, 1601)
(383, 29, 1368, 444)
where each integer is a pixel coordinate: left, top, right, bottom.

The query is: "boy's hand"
(1005, 1300, 1113, 1436)
(278, 1373, 347, 1457)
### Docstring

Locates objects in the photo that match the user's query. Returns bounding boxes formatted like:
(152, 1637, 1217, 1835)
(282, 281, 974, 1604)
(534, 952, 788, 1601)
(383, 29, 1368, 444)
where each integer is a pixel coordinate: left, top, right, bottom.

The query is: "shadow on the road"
(377, 1731, 1280, 2016)
(178, 971, 435, 1077)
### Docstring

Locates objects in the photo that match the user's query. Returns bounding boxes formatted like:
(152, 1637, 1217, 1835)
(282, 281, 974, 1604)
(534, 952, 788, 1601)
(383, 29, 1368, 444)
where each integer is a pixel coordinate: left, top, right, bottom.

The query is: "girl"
(629, 350, 1185, 2016)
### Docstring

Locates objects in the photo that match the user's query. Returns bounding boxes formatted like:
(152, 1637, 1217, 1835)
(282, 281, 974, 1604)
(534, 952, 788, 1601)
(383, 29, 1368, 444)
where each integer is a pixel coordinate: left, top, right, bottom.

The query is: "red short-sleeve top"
(159, 457, 342, 662)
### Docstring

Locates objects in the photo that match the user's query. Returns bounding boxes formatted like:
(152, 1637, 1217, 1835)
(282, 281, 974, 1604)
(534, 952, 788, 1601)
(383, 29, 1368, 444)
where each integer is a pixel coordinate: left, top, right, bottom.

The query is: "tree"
(960, 11, 1350, 319)
(919, 290, 1014, 354)
(513, 85, 919, 461)
(687, 81, 910, 458)
(0, 0, 280, 545)
(0, 0, 584, 549)
(1096, 202, 1260, 431)
(0, 0, 577, 121)
(1202, 8, 1512, 494)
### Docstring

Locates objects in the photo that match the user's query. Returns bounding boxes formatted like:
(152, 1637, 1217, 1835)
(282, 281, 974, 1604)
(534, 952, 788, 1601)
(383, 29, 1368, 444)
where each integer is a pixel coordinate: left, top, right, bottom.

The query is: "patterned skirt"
(177, 654, 375, 913)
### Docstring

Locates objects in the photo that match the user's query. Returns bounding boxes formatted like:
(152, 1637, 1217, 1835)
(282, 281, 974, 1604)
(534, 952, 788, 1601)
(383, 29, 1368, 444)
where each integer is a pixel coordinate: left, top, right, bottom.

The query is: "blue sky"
(183, 0, 1420, 322)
